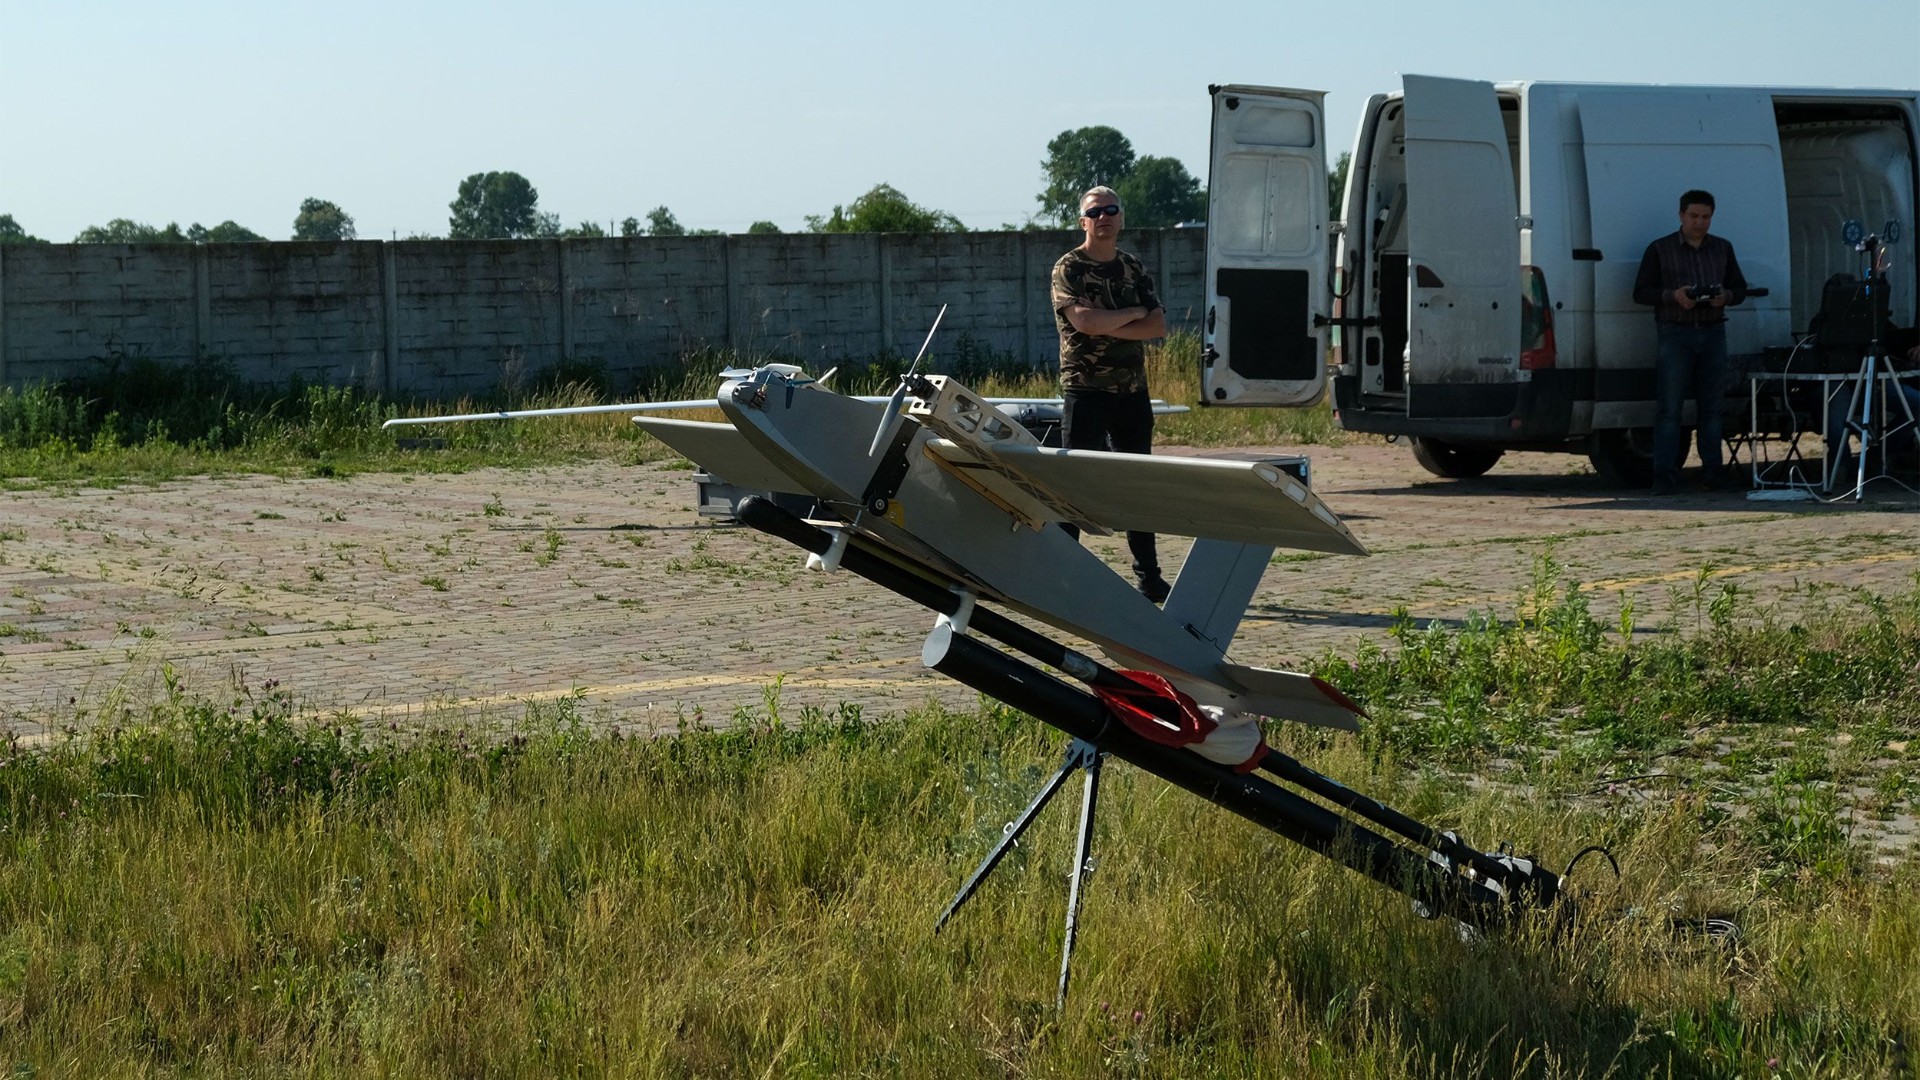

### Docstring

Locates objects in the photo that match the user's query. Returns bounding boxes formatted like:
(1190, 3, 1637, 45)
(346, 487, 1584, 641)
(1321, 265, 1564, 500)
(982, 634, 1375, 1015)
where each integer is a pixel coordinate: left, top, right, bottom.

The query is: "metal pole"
(1059, 750, 1103, 1010)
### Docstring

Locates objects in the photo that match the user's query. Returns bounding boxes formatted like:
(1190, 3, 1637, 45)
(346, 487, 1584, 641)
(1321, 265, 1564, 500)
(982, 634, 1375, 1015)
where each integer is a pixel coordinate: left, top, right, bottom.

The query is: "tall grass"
(2, 566, 1916, 1075)
(0, 334, 1341, 484)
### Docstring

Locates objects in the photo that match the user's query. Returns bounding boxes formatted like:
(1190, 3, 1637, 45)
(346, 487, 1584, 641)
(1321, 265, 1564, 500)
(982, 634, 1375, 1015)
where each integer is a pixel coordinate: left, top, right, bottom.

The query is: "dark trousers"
(1061, 386, 1159, 576)
(1653, 322, 1729, 485)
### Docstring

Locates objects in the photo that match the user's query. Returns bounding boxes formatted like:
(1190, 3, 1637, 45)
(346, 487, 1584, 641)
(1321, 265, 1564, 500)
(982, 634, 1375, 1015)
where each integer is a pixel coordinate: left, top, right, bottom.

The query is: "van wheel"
(1410, 437, 1504, 479)
(1586, 427, 1663, 487)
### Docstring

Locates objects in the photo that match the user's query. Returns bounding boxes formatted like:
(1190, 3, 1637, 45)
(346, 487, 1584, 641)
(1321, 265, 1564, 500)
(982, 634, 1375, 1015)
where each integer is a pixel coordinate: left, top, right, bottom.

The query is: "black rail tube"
(740, 495, 1558, 922)
(922, 624, 1516, 926)
(1256, 751, 1527, 890)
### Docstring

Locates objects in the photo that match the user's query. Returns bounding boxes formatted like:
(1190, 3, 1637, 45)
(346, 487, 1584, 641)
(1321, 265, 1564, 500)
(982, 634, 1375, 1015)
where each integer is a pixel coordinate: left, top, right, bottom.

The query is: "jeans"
(1061, 386, 1159, 576)
(1653, 322, 1729, 485)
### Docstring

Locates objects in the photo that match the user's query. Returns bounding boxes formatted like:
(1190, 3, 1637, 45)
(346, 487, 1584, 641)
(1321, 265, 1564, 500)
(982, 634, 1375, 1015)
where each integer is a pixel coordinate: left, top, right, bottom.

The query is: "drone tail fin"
(1161, 539, 1274, 654)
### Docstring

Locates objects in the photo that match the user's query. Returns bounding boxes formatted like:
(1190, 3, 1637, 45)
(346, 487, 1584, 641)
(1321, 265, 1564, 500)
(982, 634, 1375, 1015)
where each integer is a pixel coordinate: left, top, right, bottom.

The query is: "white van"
(1202, 77, 1919, 483)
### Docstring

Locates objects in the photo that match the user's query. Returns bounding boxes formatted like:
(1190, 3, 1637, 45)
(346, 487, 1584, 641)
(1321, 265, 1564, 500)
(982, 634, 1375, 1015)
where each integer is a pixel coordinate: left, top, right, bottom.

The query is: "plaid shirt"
(1633, 230, 1749, 326)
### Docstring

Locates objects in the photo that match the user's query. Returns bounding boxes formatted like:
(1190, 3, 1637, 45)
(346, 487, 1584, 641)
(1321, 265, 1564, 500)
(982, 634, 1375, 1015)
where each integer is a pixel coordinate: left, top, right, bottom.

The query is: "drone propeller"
(866, 304, 947, 458)
(868, 380, 913, 457)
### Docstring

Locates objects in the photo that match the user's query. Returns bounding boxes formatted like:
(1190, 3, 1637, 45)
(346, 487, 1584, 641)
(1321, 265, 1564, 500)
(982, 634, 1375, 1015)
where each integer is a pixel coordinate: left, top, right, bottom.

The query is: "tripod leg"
(1855, 355, 1878, 501)
(935, 738, 1099, 933)
(1057, 747, 1105, 1010)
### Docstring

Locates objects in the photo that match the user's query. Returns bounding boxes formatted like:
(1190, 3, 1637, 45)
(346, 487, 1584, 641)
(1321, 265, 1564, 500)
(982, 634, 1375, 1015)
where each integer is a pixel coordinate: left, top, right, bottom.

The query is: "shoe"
(1649, 479, 1676, 497)
(1136, 572, 1171, 604)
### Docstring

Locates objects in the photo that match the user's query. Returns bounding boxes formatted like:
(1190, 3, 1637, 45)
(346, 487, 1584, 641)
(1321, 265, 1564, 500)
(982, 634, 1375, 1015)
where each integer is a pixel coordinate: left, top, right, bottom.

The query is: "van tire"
(1586, 428, 1662, 487)
(1410, 437, 1504, 479)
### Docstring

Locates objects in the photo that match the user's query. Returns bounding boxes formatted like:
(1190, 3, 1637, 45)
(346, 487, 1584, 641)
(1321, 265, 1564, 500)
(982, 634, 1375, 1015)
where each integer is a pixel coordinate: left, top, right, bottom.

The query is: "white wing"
(382, 399, 718, 429)
(925, 441, 1365, 555)
(628, 417, 811, 495)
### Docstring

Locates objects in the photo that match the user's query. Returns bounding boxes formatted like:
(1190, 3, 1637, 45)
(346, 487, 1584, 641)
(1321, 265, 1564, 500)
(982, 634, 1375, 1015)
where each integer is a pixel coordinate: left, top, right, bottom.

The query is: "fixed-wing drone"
(385, 321, 1578, 1006)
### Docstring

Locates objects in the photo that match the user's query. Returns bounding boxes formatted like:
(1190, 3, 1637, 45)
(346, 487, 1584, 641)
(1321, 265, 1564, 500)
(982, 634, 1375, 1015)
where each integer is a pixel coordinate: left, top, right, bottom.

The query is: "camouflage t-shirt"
(1051, 247, 1160, 393)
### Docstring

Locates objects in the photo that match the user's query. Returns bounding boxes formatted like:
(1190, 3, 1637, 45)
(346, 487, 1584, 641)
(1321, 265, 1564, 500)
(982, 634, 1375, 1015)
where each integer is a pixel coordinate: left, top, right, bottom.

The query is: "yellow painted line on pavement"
(339, 658, 945, 719)
(1580, 548, 1918, 592)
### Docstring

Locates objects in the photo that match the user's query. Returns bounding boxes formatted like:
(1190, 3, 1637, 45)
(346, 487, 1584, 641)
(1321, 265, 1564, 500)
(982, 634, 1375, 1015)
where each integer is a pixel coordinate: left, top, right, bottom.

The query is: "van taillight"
(1520, 266, 1557, 371)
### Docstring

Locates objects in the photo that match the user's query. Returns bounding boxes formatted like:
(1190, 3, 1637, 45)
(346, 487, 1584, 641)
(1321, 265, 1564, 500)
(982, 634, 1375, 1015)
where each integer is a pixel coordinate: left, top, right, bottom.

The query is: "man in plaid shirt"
(1633, 189, 1750, 495)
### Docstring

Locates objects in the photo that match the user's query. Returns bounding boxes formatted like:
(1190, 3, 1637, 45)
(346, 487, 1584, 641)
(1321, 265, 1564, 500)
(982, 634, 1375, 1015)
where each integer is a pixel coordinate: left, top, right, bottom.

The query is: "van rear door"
(1402, 75, 1523, 420)
(1202, 84, 1330, 406)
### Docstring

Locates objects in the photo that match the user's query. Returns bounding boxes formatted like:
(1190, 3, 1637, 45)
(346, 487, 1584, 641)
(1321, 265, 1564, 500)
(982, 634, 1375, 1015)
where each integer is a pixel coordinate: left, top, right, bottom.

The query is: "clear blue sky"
(5, 0, 1917, 241)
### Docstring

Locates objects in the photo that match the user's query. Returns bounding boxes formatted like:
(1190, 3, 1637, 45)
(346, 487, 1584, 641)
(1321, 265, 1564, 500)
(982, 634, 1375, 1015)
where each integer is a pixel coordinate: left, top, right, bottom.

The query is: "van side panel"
(1578, 89, 1791, 424)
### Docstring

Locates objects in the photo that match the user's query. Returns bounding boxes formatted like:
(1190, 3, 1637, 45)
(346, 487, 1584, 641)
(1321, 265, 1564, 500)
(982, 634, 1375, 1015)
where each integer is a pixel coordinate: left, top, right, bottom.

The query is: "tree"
(645, 206, 686, 237)
(562, 221, 607, 238)
(447, 171, 543, 239)
(1115, 155, 1206, 228)
(0, 214, 47, 244)
(187, 221, 267, 242)
(1037, 126, 1136, 226)
(74, 219, 188, 243)
(1328, 152, 1351, 218)
(805, 183, 964, 233)
(293, 198, 356, 241)
(746, 220, 781, 235)
(619, 216, 643, 237)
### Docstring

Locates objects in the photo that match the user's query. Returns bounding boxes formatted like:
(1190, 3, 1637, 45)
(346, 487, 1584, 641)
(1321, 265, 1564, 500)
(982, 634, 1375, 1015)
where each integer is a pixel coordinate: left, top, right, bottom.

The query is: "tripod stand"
(934, 737, 1106, 1010)
(1827, 235, 1918, 501)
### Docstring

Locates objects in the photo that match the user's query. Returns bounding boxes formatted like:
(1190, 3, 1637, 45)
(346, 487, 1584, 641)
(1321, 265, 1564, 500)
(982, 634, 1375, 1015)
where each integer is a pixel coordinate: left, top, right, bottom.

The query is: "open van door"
(1202, 84, 1330, 406)
(1403, 76, 1523, 420)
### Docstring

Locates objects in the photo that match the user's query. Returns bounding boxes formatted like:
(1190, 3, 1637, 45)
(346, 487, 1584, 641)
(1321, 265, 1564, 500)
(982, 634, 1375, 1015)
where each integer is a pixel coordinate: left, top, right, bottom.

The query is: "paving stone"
(1, 446, 1913, 734)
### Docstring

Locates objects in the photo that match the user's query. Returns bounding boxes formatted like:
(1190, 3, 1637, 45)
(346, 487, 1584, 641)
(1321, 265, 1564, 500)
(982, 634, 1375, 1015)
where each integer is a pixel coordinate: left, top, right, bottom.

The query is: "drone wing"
(925, 442, 1366, 555)
(629, 417, 812, 495)
(382, 399, 718, 429)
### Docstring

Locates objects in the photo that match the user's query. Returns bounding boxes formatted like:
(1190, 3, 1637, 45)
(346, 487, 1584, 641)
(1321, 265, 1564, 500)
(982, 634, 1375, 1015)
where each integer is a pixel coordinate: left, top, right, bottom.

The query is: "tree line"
(0, 127, 1349, 246)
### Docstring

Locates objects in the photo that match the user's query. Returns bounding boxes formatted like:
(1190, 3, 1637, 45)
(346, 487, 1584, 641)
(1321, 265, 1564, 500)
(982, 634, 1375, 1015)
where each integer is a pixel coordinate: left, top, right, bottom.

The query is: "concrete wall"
(0, 230, 1207, 397)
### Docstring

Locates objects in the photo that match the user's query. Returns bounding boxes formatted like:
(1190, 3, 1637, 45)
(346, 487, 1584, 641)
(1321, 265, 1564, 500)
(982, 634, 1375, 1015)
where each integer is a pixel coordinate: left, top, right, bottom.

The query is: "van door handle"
(1572, 248, 1603, 261)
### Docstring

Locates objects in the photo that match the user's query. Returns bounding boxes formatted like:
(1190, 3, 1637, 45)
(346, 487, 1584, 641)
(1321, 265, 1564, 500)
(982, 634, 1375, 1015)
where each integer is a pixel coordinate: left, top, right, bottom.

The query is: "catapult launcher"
(388, 319, 1600, 1006)
(662, 363, 1580, 1008)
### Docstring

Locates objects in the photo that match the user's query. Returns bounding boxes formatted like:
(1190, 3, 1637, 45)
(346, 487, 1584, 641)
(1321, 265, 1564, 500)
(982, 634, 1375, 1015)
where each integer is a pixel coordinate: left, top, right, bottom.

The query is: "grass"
(2, 567, 1917, 1076)
(0, 334, 1342, 485)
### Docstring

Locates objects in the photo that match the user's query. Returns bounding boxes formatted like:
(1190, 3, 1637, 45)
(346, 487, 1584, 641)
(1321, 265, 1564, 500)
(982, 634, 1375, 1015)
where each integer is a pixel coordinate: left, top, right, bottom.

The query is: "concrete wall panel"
(0, 230, 1209, 397)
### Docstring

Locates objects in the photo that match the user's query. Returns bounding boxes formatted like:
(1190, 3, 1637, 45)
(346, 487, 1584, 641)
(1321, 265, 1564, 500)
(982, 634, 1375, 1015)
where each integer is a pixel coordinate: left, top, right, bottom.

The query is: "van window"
(1234, 105, 1316, 148)
(1215, 154, 1319, 256)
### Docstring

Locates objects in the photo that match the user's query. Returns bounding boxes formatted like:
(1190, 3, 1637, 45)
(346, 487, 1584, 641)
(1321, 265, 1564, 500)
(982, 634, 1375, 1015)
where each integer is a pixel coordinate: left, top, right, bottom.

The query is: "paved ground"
(2, 444, 1916, 739)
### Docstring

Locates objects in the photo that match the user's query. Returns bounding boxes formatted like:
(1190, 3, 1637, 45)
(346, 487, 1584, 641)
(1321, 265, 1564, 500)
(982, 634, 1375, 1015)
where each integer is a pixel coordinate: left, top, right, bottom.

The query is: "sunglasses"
(1082, 204, 1122, 219)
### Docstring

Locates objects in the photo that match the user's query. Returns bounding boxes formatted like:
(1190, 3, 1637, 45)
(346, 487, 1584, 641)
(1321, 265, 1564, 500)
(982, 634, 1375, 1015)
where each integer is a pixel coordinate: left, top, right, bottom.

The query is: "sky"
(4, 0, 1918, 242)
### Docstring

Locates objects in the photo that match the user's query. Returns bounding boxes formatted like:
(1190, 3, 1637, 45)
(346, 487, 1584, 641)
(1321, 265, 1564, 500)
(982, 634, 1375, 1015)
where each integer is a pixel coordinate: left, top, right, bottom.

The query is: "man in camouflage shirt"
(1051, 185, 1171, 602)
